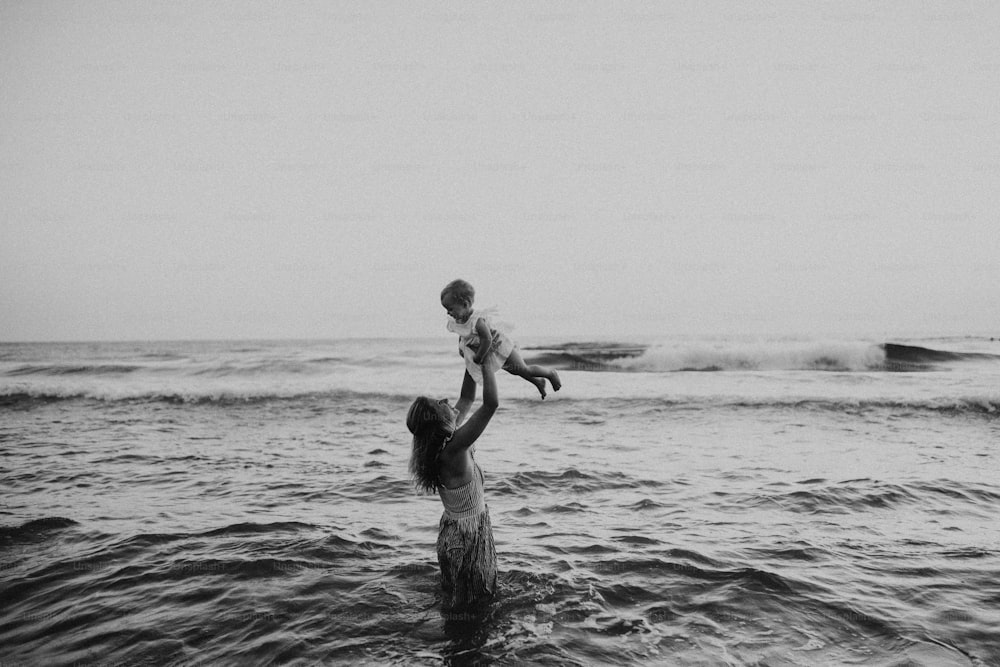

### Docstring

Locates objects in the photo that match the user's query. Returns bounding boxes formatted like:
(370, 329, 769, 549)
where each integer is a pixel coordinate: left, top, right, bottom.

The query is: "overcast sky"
(2, 1, 998, 342)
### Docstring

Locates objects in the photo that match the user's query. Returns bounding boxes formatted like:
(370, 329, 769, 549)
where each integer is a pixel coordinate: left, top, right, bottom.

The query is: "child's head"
(406, 396, 457, 493)
(440, 279, 475, 323)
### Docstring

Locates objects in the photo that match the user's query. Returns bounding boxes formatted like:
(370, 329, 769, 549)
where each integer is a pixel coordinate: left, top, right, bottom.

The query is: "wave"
(521, 342, 647, 371)
(0, 517, 79, 541)
(722, 478, 1000, 519)
(5, 363, 145, 376)
(492, 468, 663, 496)
(1, 358, 353, 382)
(880, 343, 1000, 369)
(526, 340, 1000, 373)
(190, 360, 335, 377)
(1, 387, 997, 415)
(0, 388, 416, 407)
(4, 340, 995, 382)
(725, 396, 1000, 415)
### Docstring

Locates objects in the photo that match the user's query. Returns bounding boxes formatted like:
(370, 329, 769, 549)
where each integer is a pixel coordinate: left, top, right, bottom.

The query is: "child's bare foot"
(548, 370, 561, 391)
(531, 377, 547, 399)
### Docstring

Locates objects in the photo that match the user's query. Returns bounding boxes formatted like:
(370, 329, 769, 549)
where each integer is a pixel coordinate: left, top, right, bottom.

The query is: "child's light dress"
(446, 307, 516, 383)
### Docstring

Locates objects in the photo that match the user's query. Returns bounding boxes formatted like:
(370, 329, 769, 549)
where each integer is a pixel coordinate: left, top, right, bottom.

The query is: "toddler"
(441, 279, 561, 399)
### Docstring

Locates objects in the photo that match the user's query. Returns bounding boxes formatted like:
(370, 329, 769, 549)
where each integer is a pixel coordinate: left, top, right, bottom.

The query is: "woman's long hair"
(407, 397, 451, 494)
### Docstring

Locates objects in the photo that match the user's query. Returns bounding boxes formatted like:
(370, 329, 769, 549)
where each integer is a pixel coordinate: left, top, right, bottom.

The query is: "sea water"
(1, 336, 998, 665)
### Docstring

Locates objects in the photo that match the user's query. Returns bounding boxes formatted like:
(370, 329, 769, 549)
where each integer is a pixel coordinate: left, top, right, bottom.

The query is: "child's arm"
(454, 370, 476, 425)
(471, 317, 494, 365)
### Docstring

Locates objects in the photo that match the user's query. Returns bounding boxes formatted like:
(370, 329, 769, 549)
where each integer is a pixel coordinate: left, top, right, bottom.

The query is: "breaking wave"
(525, 341, 1000, 373)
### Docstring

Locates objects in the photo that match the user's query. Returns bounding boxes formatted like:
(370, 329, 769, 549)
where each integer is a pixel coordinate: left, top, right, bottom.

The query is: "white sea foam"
(612, 340, 887, 372)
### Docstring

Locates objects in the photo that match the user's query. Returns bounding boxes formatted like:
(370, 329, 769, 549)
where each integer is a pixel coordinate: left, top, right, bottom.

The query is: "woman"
(407, 364, 499, 609)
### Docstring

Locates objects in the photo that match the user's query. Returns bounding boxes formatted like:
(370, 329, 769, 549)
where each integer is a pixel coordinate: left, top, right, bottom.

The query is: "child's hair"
(441, 279, 475, 306)
(407, 397, 451, 493)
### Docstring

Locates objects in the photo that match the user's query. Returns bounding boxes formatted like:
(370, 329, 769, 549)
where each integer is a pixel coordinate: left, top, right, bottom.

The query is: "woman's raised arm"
(447, 362, 498, 452)
(454, 370, 477, 426)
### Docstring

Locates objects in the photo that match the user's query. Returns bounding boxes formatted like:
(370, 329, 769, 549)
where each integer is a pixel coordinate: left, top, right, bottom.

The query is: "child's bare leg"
(504, 354, 546, 398)
(502, 350, 561, 398)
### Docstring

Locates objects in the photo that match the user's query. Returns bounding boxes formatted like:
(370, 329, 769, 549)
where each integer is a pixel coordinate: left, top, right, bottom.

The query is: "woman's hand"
(473, 331, 503, 365)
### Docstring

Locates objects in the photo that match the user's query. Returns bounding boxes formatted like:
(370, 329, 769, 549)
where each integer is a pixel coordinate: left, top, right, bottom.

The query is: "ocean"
(1, 335, 998, 666)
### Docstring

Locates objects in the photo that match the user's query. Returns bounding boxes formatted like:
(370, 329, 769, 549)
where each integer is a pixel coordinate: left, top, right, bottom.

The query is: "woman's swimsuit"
(435, 444, 497, 608)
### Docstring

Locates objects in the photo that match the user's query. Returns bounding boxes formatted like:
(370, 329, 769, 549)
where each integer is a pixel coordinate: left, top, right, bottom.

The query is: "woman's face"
(434, 398, 458, 430)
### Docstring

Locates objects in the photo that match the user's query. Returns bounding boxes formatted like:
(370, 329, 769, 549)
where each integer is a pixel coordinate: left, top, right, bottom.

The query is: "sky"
(2, 1, 998, 342)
